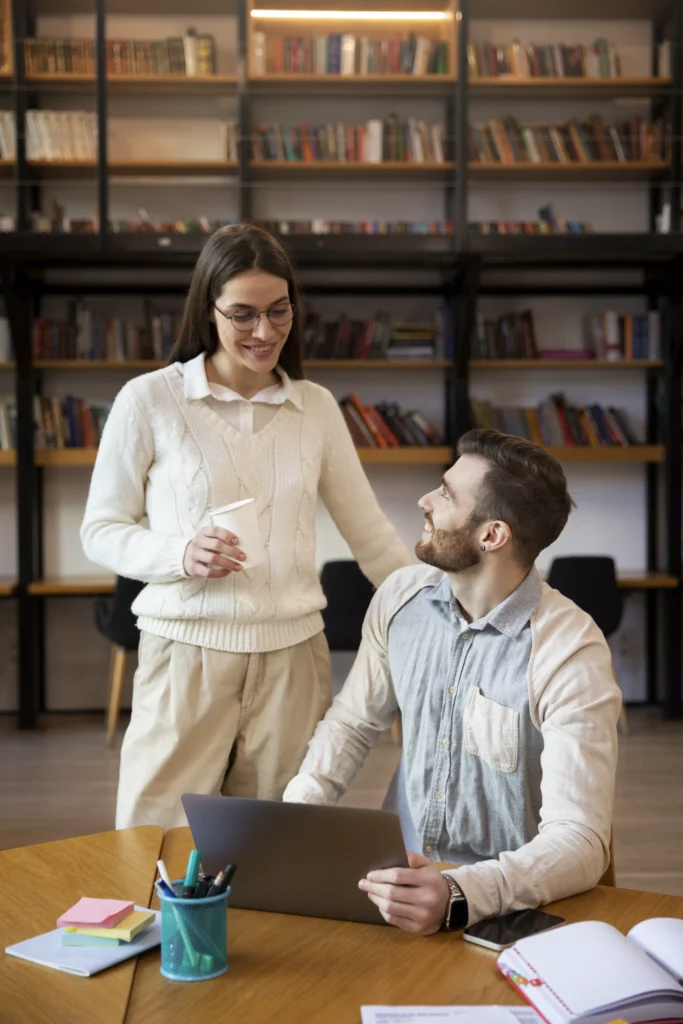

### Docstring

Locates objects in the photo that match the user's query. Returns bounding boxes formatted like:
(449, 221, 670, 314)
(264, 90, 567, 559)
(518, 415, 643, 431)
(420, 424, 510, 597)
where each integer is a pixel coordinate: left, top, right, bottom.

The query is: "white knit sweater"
(81, 359, 413, 653)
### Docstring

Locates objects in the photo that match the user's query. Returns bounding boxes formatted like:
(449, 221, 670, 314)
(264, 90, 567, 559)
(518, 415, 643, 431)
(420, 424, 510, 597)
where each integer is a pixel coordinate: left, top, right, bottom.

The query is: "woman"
(81, 224, 412, 830)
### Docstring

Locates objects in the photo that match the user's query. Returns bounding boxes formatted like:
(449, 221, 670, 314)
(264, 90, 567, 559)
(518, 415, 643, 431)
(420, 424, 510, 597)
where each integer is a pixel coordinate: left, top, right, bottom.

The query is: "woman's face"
(212, 268, 293, 376)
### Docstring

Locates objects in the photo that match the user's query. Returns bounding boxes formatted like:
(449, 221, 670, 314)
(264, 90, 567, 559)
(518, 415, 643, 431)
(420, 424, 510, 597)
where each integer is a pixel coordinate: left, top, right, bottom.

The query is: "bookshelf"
(0, 0, 680, 725)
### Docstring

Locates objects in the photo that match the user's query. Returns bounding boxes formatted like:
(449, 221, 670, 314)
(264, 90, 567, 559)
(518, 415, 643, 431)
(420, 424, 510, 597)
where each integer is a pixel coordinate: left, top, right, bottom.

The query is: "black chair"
(546, 555, 628, 734)
(320, 560, 402, 744)
(320, 560, 375, 652)
(94, 575, 145, 746)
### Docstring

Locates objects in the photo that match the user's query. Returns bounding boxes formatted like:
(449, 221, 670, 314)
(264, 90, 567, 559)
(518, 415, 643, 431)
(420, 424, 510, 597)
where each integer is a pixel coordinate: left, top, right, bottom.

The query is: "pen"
(193, 877, 209, 900)
(206, 863, 236, 898)
(181, 849, 202, 899)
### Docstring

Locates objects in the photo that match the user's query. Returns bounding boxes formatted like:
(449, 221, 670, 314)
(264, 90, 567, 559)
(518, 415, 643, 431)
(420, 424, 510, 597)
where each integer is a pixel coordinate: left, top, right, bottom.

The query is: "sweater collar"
(180, 352, 303, 411)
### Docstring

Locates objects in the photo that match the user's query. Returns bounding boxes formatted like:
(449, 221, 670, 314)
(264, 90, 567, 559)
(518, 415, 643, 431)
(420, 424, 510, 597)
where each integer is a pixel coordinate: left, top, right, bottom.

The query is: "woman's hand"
(183, 525, 246, 578)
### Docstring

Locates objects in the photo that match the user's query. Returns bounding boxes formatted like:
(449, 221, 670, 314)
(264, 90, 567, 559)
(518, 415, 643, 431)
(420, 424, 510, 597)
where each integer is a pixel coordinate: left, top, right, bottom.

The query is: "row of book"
(252, 120, 445, 165)
(340, 394, 442, 449)
(34, 395, 111, 450)
(584, 312, 661, 361)
(473, 309, 661, 362)
(26, 111, 96, 163)
(471, 394, 643, 448)
(467, 38, 621, 80)
(472, 205, 593, 235)
(24, 31, 217, 76)
(33, 307, 181, 362)
(469, 117, 665, 166)
(0, 395, 16, 451)
(303, 312, 446, 361)
(254, 31, 449, 77)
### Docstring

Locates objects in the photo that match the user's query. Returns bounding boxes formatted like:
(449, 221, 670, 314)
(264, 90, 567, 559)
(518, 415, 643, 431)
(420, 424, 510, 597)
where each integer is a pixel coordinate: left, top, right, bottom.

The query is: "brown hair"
(169, 224, 304, 379)
(457, 428, 574, 567)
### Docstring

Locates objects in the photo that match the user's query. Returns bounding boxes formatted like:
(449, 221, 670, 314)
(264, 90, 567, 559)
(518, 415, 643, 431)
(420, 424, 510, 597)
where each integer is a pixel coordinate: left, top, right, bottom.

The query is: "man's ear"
(479, 520, 511, 553)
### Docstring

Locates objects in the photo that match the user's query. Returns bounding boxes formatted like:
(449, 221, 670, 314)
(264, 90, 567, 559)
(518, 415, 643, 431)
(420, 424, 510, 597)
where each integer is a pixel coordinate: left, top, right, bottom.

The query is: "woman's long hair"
(169, 224, 304, 379)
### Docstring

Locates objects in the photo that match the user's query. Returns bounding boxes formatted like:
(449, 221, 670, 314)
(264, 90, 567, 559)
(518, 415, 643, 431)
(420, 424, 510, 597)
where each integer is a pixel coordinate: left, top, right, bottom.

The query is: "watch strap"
(443, 874, 468, 932)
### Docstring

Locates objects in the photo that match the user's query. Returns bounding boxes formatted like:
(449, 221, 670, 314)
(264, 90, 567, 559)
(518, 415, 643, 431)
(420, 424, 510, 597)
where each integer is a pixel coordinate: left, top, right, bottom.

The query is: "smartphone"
(463, 908, 566, 951)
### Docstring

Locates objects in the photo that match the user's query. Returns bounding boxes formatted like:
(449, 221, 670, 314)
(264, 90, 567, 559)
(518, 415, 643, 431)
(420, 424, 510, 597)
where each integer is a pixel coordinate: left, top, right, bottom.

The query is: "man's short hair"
(457, 428, 574, 567)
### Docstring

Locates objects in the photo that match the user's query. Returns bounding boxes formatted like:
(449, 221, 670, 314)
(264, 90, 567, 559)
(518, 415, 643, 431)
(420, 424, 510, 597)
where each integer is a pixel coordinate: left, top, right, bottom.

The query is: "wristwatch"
(442, 875, 468, 932)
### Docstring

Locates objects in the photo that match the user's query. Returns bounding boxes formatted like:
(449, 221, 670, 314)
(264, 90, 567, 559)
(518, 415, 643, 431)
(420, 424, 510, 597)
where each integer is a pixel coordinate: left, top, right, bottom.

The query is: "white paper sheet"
(361, 1007, 541, 1024)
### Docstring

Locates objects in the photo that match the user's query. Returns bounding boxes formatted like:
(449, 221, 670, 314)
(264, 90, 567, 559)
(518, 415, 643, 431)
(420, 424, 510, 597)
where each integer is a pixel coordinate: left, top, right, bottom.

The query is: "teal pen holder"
(158, 880, 229, 982)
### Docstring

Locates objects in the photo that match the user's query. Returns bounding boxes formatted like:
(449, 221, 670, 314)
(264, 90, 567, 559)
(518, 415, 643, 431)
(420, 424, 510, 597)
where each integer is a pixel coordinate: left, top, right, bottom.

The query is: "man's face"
(415, 455, 490, 573)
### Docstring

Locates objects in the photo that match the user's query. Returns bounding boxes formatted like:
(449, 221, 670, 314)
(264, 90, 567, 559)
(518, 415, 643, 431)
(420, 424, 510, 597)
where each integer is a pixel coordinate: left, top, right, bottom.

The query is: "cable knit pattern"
(81, 361, 413, 653)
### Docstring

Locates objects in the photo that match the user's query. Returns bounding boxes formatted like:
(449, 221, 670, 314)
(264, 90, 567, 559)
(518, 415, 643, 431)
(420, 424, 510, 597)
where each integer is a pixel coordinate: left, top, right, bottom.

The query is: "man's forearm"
(446, 821, 609, 925)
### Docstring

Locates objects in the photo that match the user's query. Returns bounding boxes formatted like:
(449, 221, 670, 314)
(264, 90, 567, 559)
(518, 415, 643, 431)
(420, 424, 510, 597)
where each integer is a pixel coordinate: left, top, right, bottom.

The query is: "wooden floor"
(0, 707, 681, 896)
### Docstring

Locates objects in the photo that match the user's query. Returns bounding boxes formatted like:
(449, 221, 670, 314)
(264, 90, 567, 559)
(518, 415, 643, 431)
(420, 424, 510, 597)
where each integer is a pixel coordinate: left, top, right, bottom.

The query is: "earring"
(480, 545, 486, 552)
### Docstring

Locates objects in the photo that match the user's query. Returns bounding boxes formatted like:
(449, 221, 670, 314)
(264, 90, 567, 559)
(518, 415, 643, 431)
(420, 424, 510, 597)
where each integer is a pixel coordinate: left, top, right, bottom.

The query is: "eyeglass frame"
(212, 302, 297, 333)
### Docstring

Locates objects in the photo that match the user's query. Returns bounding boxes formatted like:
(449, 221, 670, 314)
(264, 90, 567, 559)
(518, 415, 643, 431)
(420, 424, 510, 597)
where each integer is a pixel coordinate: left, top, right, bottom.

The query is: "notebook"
(497, 917, 683, 1024)
(5, 906, 161, 977)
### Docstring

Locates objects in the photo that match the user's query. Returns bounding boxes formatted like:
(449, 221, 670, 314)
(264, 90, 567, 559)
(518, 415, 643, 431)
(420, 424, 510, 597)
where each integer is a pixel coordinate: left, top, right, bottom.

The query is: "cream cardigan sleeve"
(80, 381, 191, 583)
(317, 389, 414, 587)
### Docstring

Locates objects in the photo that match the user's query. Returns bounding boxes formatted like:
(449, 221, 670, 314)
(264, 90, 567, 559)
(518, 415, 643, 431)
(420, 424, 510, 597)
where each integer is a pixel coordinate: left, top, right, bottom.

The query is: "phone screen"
(463, 908, 566, 950)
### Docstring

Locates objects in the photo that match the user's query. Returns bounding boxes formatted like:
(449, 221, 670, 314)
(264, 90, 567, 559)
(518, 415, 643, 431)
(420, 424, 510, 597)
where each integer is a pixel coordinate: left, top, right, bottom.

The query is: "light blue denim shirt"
(383, 569, 544, 865)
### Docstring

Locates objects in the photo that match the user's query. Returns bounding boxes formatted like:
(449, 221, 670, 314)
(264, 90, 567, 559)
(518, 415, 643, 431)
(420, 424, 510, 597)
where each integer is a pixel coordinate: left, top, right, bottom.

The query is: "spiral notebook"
(4, 906, 161, 977)
(497, 917, 683, 1024)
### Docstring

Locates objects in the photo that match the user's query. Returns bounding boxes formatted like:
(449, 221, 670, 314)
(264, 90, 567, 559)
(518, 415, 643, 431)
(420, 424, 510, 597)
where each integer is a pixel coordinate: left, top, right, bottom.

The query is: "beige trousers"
(115, 630, 331, 830)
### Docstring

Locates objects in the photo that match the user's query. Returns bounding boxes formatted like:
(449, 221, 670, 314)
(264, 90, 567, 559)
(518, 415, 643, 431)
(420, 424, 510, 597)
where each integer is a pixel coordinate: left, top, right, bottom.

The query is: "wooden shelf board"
(305, 359, 451, 370)
(25, 72, 237, 89)
(25, 160, 238, 176)
(0, 449, 16, 466)
(471, 161, 669, 180)
(0, 361, 13, 370)
(0, 578, 16, 596)
(470, 359, 664, 370)
(251, 160, 452, 173)
(28, 576, 115, 596)
(357, 446, 452, 465)
(545, 445, 664, 463)
(249, 74, 456, 85)
(617, 573, 678, 590)
(35, 448, 97, 467)
(470, 76, 671, 95)
(34, 359, 451, 371)
(35, 359, 164, 370)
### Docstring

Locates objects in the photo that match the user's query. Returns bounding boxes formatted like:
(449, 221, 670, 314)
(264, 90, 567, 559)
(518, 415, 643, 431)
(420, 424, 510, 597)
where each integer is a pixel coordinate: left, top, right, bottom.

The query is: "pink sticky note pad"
(57, 898, 134, 929)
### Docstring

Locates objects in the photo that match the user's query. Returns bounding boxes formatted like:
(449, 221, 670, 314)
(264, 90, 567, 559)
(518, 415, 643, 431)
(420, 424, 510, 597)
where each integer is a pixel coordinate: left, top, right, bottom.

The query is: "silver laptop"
(182, 793, 408, 926)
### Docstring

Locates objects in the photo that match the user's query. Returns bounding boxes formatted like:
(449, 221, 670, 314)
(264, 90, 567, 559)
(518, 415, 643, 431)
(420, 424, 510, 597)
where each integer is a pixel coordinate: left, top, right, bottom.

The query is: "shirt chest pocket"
(464, 685, 519, 773)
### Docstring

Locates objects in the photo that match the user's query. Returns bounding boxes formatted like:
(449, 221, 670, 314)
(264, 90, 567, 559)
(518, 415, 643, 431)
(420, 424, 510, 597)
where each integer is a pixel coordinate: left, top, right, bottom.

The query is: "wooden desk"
(0, 827, 163, 1024)
(127, 826, 683, 1024)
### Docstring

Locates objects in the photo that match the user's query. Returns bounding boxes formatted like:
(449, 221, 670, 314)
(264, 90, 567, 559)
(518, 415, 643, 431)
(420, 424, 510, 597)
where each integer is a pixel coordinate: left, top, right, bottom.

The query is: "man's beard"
(415, 513, 482, 573)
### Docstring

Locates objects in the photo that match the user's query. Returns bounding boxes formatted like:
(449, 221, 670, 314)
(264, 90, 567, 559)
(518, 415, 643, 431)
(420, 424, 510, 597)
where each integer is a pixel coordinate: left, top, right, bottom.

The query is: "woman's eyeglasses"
(213, 303, 296, 333)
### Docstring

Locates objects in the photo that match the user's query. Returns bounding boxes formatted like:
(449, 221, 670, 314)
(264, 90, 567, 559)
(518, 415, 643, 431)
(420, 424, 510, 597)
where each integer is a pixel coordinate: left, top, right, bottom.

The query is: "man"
(284, 429, 621, 935)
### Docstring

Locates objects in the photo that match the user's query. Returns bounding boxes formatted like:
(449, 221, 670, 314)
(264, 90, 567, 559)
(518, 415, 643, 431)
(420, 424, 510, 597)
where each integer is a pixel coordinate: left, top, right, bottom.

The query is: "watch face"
(448, 895, 467, 931)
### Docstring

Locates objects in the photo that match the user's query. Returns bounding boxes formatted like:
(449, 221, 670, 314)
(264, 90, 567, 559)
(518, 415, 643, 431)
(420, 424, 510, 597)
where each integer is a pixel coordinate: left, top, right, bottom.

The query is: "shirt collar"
(180, 352, 303, 411)
(428, 567, 543, 639)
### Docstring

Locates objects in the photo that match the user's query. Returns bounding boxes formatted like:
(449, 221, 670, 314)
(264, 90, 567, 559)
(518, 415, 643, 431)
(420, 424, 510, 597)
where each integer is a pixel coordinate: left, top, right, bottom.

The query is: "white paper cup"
(210, 497, 266, 570)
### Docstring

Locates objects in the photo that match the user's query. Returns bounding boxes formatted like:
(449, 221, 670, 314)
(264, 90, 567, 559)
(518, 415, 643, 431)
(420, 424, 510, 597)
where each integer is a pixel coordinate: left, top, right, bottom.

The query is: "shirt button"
(434, 791, 441, 799)
(442, 739, 448, 746)
(425, 845, 433, 854)
(449, 686, 455, 694)
(461, 633, 470, 641)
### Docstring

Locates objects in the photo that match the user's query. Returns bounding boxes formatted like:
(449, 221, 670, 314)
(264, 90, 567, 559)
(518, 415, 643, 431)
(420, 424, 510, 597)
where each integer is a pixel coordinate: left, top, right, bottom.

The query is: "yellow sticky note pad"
(68, 909, 155, 942)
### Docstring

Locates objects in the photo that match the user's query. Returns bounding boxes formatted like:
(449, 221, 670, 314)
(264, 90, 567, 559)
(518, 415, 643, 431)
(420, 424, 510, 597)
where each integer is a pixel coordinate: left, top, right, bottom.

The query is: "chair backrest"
(546, 556, 623, 638)
(320, 561, 374, 652)
(599, 830, 616, 887)
(94, 575, 145, 650)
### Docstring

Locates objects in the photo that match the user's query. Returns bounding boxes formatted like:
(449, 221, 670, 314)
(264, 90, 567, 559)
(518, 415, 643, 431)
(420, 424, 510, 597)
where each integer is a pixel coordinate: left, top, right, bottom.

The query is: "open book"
(497, 917, 683, 1024)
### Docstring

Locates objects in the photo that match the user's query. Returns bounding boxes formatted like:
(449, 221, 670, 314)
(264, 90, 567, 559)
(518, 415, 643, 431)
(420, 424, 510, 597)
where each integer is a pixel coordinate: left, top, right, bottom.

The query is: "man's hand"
(358, 853, 450, 935)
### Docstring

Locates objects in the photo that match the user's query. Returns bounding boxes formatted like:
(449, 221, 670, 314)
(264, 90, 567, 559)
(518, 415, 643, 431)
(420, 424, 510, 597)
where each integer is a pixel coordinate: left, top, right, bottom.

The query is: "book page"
(497, 921, 683, 1020)
(628, 918, 683, 983)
